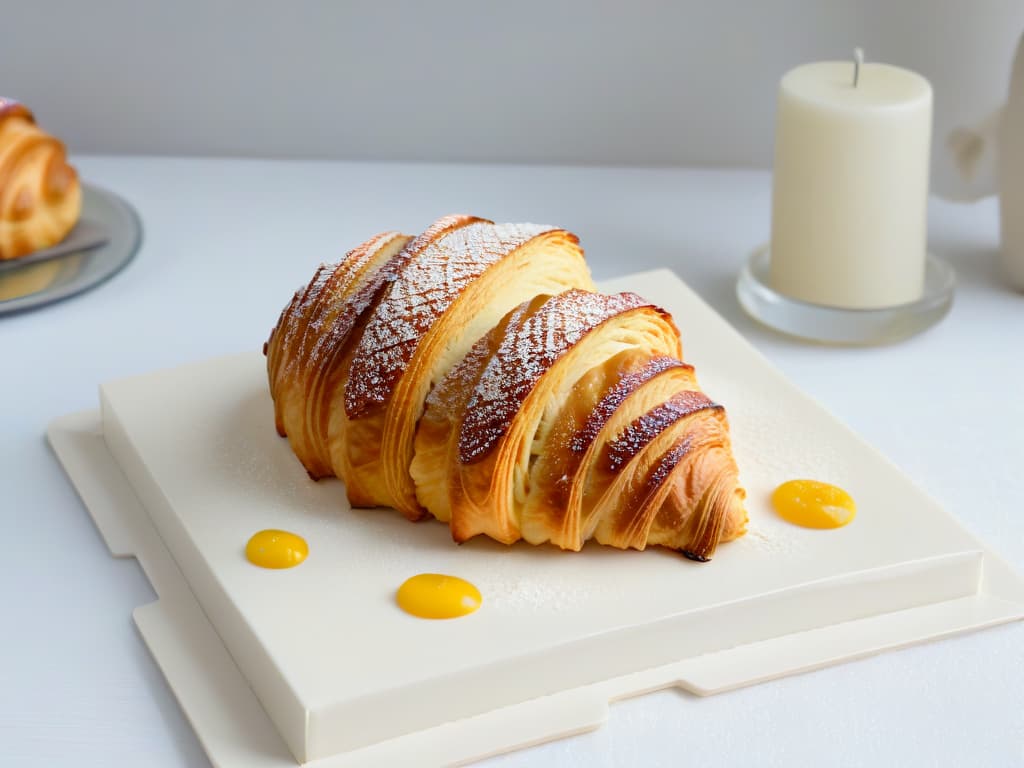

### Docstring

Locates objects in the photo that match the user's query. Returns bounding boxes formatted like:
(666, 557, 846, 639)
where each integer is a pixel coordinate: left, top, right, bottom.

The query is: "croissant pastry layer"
(266, 215, 746, 560)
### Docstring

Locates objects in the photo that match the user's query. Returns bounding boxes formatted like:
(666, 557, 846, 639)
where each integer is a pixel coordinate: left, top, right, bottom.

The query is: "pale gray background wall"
(3, 0, 1022, 194)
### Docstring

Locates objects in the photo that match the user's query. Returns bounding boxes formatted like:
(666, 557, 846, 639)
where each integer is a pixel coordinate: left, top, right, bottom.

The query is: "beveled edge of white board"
(48, 399, 1024, 768)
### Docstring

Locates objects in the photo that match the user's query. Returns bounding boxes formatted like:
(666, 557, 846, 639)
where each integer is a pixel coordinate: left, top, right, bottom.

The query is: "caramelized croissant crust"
(267, 215, 747, 560)
(0, 99, 81, 259)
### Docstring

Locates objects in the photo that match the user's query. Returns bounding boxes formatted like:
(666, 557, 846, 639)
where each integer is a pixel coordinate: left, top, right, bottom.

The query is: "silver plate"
(0, 184, 142, 316)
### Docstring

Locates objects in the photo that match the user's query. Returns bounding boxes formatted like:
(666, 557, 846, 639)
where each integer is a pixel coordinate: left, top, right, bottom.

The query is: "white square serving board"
(49, 268, 1024, 767)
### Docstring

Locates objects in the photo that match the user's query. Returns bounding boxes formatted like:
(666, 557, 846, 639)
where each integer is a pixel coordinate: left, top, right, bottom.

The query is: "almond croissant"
(266, 215, 746, 560)
(0, 99, 81, 259)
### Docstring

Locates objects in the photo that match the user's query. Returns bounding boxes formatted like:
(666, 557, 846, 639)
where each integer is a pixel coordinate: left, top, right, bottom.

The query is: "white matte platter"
(48, 269, 1024, 767)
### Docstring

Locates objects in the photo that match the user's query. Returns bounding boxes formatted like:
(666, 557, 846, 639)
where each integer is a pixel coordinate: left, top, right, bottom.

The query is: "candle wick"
(853, 47, 865, 87)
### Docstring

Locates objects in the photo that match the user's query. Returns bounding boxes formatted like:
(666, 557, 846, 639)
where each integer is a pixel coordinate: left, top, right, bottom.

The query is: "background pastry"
(0, 98, 81, 260)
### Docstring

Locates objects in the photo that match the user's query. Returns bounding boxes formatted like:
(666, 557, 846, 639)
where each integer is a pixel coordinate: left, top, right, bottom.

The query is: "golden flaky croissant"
(266, 215, 746, 561)
(0, 99, 81, 260)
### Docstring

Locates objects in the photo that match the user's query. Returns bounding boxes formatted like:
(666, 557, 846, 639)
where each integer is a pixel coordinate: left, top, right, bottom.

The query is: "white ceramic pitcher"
(1000, 35, 1024, 290)
(949, 32, 1024, 290)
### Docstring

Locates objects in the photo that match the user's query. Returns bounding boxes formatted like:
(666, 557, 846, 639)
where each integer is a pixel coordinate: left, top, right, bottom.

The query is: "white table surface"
(2, 156, 1022, 767)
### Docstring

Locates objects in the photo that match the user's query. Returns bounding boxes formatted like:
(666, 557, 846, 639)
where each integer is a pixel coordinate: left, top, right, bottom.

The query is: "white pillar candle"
(769, 52, 933, 309)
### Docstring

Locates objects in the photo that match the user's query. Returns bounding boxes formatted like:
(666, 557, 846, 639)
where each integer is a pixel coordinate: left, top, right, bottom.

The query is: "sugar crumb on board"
(739, 522, 806, 556)
(472, 572, 609, 614)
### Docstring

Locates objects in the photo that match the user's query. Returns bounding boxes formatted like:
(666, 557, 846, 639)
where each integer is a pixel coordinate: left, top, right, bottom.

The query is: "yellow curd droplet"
(396, 573, 482, 620)
(772, 479, 856, 529)
(245, 529, 308, 569)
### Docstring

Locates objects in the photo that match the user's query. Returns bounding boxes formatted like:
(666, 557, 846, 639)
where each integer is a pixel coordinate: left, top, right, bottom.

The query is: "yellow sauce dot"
(245, 529, 308, 569)
(396, 573, 482, 619)
(772, 479, 856, 529)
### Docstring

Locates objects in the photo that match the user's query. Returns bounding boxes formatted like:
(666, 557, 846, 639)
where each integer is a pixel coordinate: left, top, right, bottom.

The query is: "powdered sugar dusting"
(458, 290, 650, 464)
(569, 356, 687, 455)
(472, 570, 605, 613)
(606, 391, 719, 472)
(266, 231, 405, 418)
(291, 218, 481, 396)
(424, 299, 535, 420)
(270, 263, 330, 378)
(297, 232, 404, 376)
(741, 524, 805, 556)
(346, 219, 558, 417)
(645, 436, 693, 495)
